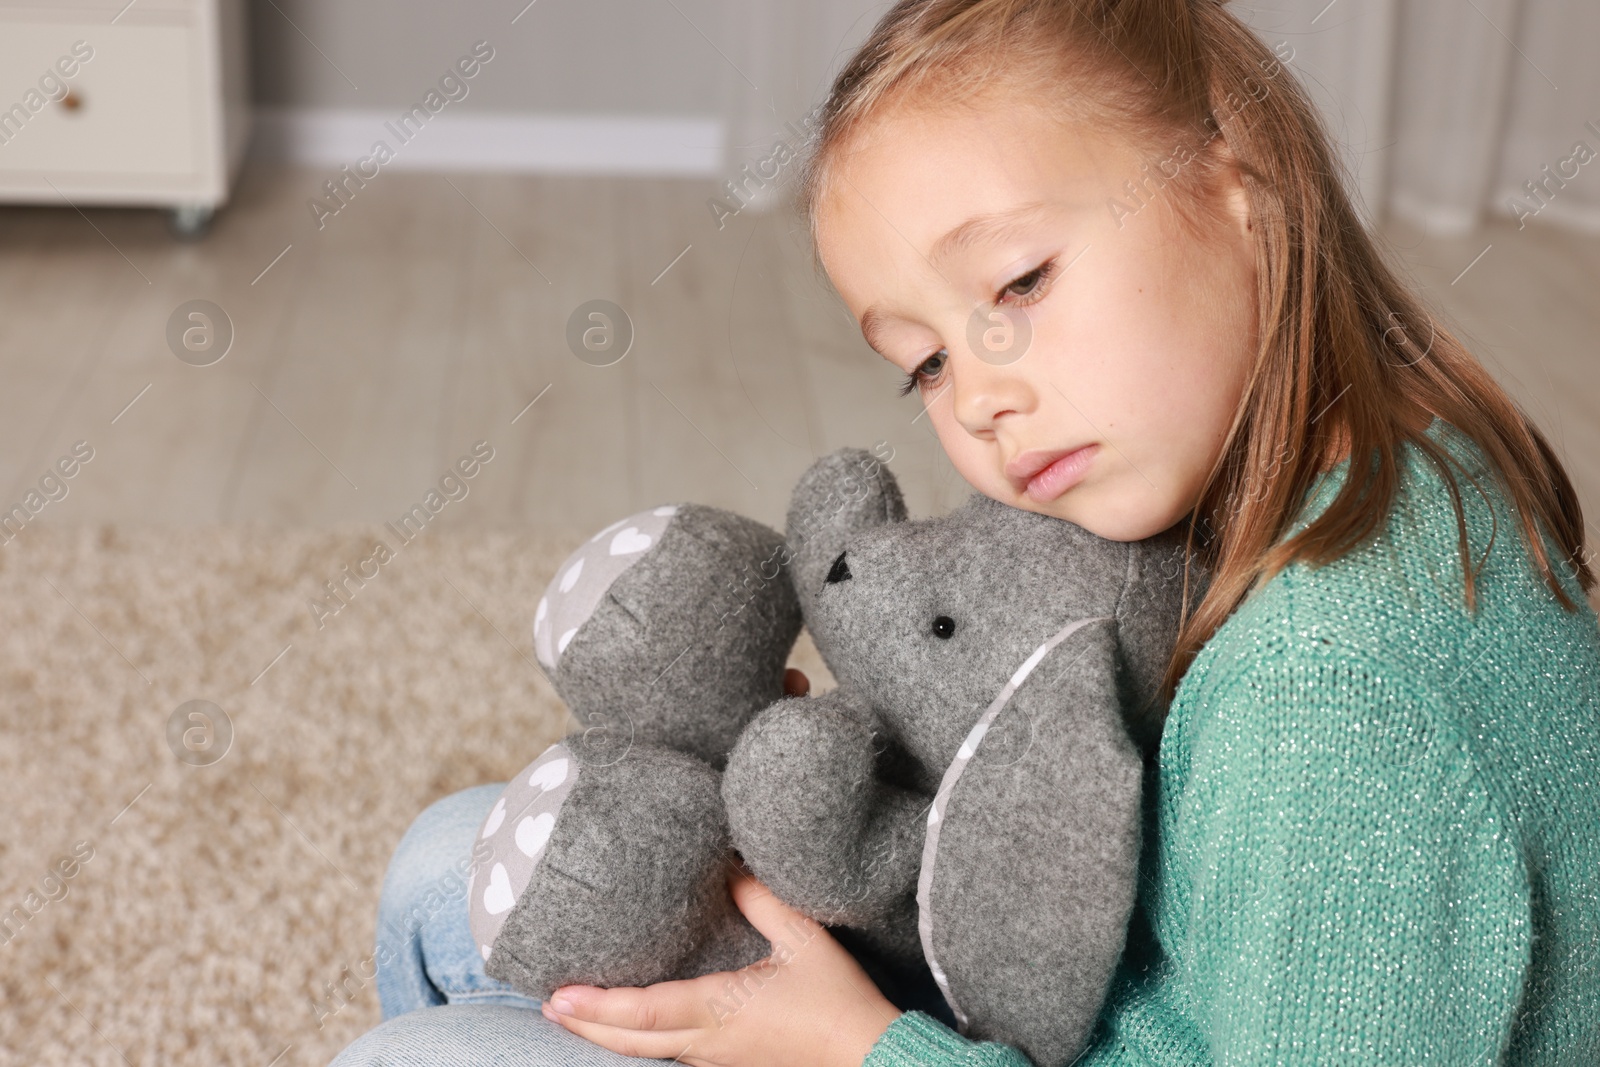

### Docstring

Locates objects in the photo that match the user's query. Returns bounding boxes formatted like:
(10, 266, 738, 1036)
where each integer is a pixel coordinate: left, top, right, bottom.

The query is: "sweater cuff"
(864, 1011, 1030, 1067)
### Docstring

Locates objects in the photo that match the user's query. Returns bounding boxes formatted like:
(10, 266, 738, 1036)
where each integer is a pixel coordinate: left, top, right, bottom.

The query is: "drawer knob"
(60, 90, 82, 112)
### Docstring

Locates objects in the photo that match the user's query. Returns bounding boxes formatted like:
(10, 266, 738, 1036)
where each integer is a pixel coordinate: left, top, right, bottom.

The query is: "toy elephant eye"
(932, 615, 955, 639)
(824, 550, 852, 585)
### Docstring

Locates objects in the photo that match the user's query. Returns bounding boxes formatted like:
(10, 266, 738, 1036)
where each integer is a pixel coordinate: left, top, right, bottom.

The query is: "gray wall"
(248, 0, 732, 115)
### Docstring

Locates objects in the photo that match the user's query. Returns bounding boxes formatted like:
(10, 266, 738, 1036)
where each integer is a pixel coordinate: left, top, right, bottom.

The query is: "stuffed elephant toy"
(466, 502, 798, 994)
(468, 447, 1194, 1064)
(721, 448, 1192, 1062)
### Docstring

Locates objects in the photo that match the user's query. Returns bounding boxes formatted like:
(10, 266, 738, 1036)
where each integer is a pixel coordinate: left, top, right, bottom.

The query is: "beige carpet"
(0, 523, 831, 1066)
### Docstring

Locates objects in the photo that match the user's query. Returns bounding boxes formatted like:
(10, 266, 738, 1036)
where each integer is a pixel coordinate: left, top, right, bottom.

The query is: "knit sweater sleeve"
(866, 645, 1537, 1067)
(864, 1012, 1036, 1067)
(1076, 646, 1535, 1065)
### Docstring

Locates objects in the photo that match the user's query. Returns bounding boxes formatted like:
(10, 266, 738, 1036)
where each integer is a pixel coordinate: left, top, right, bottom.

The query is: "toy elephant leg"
(469, 739, 770, 1000)
(917, 617, 1143, 1066)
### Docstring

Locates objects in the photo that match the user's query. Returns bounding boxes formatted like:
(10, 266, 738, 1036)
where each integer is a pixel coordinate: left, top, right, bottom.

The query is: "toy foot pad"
(469, 743, 580, 960)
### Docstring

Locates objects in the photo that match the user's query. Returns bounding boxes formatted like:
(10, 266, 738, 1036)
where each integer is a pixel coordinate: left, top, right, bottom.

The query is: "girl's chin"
(1057, 493, 1185, 544)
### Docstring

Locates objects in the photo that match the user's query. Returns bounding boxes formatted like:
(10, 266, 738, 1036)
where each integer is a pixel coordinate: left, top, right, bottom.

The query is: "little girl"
(332, 0, 1600, 1064)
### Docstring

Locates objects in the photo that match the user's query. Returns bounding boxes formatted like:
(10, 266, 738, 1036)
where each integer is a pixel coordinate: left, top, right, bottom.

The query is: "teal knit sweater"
(864, 417, 1600, 1065)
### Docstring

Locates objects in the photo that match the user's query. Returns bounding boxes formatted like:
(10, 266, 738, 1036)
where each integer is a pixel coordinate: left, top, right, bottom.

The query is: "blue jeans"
(329, 784, 954, 1065)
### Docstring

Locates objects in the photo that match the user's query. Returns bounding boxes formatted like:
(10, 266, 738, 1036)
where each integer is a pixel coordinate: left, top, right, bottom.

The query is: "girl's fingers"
(547, 981, 704, 1032)
(542, 1002, 699, 1061)
(728, 870, 826, 948)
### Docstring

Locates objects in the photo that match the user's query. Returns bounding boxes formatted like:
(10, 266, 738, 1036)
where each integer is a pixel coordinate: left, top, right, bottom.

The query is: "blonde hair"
(796, 0, 1595, 731)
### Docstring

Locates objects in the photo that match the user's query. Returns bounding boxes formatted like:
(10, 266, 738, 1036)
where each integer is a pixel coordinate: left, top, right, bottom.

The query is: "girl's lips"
(1023, 444, 1098, 502)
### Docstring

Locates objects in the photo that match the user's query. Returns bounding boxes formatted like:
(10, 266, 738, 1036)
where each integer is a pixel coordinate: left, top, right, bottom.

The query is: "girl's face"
(814, 93, 1259, 542)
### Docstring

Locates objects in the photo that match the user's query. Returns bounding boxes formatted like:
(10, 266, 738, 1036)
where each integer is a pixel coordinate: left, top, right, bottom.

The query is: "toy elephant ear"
(784, 447, 908, 600)
(918, 616, 1142, 1064)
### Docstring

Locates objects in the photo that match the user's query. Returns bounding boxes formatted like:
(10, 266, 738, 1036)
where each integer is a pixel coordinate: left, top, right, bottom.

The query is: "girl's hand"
(540, 864, 902, 1067)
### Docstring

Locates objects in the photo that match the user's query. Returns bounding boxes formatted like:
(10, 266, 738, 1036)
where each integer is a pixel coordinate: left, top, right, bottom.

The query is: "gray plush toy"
(722, 448, 1193, 1064)
(467, 448, 1193, 1066)
(466, 501, 799, 995)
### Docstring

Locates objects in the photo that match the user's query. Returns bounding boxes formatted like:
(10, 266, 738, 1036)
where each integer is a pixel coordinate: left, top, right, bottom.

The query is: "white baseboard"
(1487, 184, 1600, 236)
(250, 107, 725, 177)
(1388, 190, 1482, 237)
(1391, 185, 1600, 237)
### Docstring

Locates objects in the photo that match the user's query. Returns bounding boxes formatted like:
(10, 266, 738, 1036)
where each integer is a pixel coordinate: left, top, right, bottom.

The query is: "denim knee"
(375, 784, 509, 1016)
(330, 1003, 672, 1066)
(379, 786, 502, 943)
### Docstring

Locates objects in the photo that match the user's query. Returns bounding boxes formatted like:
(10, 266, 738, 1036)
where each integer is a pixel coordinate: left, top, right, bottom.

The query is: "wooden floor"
(1, 165, 1596, 553)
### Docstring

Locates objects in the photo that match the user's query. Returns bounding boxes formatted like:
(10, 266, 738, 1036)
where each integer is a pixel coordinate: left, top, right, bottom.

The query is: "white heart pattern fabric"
(467, 742, 582, 965)
(609, 527, 653, 555)
(533, 504, 684, 670)
(529, 758, 569, 792)
(558, 557, 584, 593)
(516, 813, 555, 858)
(589, 517, 629, 544)
(483, 864, 516, 916)
(481, 796, 507, 839)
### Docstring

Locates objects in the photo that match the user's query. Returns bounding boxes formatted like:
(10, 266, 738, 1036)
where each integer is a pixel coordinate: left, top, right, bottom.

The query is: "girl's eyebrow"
(928, 200, 1054, 270)
(860, 305, 896, 356)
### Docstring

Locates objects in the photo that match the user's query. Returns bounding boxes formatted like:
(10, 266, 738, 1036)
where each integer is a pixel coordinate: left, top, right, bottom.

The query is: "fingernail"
(550, 994, 574, 1015)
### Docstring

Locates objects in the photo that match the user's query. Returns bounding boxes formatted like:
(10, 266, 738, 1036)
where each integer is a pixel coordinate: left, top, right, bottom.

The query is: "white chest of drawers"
(0, 0, 250, 234)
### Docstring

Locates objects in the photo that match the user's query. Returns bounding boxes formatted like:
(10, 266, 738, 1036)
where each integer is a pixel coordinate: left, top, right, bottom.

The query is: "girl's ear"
(1211, 137, 1254, 239)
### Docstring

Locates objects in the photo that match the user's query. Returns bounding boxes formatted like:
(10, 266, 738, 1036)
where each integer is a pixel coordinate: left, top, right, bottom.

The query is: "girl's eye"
(893, 258, 1058, 399)
(998, 259, 1057, 306)
(898, 349, 947, 398)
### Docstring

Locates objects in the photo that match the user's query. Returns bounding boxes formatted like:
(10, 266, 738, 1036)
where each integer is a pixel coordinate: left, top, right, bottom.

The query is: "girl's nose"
(949, 341, 1034, 435)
